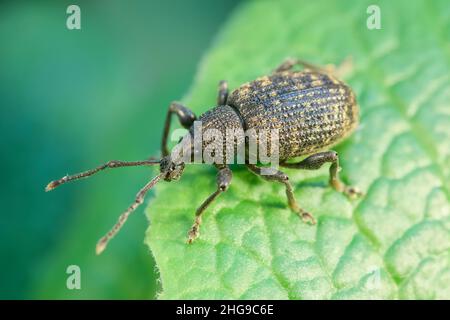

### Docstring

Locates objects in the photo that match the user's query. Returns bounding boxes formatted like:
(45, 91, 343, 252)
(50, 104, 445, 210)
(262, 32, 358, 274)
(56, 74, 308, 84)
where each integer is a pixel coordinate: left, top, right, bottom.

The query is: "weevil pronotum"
(46, 58, 362, 254)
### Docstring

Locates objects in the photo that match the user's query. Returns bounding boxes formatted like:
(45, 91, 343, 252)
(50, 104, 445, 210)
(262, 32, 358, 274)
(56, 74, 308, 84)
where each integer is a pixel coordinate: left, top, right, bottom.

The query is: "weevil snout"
(160, 155, 185, 182)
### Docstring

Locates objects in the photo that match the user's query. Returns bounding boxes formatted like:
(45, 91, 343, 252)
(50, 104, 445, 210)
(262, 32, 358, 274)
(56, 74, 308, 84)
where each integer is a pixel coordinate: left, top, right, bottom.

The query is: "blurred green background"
(0, 0, 240, 299)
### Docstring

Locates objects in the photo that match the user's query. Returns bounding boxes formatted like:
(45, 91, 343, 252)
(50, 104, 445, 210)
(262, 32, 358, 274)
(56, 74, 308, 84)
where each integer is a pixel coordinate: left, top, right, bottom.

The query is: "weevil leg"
(187, 166, 232, 243)
(274, 57, 353, 78)
(161, 102, 197, 157)
(280, 151, 363, 198)
(45, 159, 160, 191)
(246, 164, 316, 225)
(274, 58, 326, 73)
(332, 56, 354, 78)
(217, 80, 229, 105)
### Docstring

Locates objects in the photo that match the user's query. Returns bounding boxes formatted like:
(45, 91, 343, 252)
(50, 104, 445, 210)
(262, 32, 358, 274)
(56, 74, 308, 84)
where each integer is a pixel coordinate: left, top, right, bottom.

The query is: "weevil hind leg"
(187, 166, 232, 244)
(161, 102, 197, 157)
(327, 56, 354, 78)
(280, 151, 363, 199)
(96, 173, 163, 254)
(45, 159, 160, 191)
(274, 57, 353, 78)
(246, 164, 316, 225)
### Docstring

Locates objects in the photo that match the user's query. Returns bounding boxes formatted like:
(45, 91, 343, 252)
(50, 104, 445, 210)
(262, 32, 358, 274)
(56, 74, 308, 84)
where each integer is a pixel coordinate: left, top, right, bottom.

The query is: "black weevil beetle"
(46, 58, 362, 254)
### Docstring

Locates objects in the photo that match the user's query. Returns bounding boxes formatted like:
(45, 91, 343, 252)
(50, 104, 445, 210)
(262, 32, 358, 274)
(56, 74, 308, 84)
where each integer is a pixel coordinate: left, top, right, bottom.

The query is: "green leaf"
(146, 0, 450, 299)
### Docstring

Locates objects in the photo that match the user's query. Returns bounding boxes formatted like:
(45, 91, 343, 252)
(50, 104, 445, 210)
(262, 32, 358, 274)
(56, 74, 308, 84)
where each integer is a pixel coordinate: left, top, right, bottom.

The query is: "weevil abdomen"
(227, 70, 359, 160)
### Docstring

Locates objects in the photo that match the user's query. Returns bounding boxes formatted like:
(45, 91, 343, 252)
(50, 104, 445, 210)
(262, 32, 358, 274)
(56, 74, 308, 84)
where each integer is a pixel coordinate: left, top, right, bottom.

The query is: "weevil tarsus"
(217, 80, 229, 105)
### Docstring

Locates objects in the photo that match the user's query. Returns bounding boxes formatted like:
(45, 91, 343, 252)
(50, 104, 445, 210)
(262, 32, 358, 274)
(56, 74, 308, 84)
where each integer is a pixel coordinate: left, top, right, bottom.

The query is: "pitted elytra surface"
(227, 70, 358, 159)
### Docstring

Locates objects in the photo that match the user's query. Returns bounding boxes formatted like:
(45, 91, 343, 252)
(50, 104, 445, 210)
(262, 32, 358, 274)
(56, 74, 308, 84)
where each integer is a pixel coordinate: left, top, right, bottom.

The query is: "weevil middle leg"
(246, 164, 316, 225)
(161, 102, 197, 156)
(187, 165, 233, 244)
(280, 151, 363, 198)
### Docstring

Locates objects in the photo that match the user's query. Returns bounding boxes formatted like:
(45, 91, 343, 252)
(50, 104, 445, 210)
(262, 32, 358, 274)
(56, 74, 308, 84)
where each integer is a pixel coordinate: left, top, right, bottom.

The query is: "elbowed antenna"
(96, 173, 163, 255)
(45, 157, 163, 254)
(45, 159, 160, 191)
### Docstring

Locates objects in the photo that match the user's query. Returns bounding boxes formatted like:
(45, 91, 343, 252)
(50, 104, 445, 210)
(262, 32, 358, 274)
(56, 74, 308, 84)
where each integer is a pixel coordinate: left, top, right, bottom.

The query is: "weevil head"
(160, 155, 185, 182)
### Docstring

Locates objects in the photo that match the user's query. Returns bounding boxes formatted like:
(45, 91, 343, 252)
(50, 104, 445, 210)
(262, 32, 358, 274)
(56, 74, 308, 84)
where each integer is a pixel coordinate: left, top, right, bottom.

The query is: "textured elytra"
(227, 70, 358, 159)
(187, 69, 358, 162)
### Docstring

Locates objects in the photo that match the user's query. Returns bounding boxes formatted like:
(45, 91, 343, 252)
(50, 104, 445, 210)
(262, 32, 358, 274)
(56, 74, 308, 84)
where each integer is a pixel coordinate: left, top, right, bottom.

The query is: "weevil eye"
(159, 156, 171, 172)
(168, 162, 185, 181)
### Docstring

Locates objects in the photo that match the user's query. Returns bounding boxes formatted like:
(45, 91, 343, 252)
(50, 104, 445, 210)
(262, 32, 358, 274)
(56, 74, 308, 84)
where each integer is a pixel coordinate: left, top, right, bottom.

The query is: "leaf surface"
(146, 0, 450, 299)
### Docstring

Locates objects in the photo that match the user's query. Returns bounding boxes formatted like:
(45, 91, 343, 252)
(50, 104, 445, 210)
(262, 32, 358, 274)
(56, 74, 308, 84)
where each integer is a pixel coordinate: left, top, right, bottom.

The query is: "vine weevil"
(46, 58, 362, 254)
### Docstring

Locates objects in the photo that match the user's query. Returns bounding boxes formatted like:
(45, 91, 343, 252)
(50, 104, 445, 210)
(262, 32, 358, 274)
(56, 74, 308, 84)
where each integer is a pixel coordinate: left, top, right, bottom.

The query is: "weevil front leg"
(161, 102, 197, 157)
(187, 166, 232, 243)
(280, 151, 363, 198)
(246, 164, 316, 225)
(217, 80, 229, 105)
